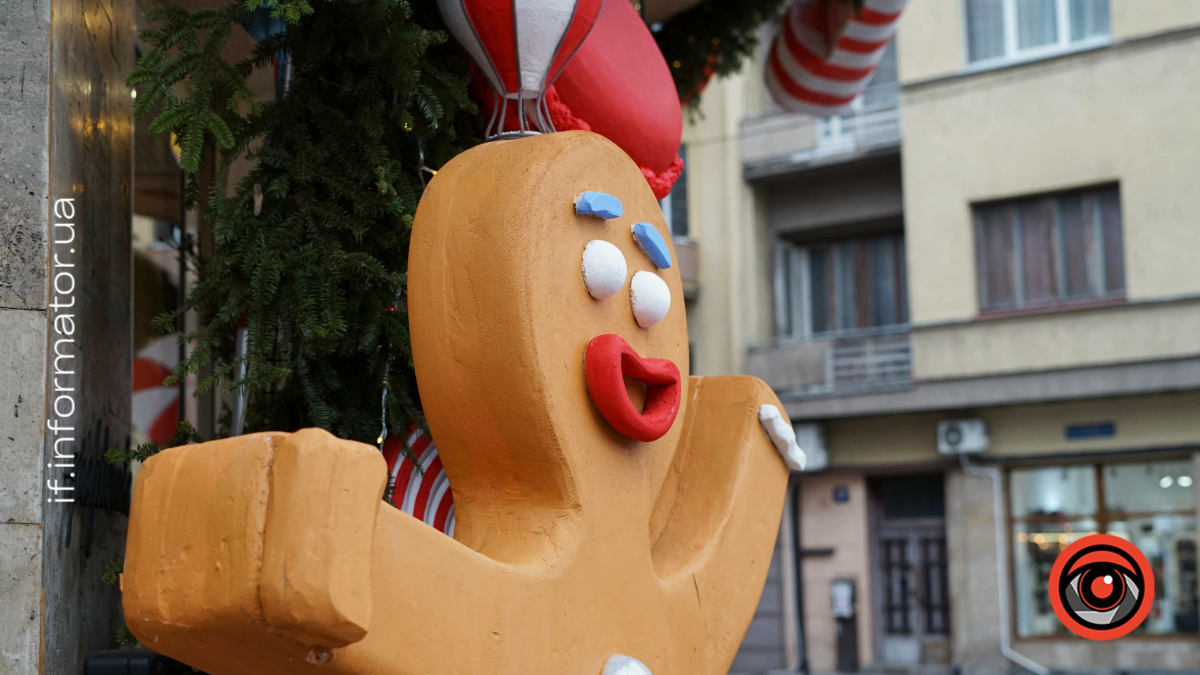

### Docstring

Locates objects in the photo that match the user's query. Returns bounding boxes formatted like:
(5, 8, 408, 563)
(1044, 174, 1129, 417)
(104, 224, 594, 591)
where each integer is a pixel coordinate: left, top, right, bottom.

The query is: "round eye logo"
(1049, 534, 1154, 640)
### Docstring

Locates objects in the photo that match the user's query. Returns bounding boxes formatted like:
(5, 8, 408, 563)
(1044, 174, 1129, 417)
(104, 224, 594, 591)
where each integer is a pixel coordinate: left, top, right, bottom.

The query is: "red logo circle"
(1048, 534, 1155, 640)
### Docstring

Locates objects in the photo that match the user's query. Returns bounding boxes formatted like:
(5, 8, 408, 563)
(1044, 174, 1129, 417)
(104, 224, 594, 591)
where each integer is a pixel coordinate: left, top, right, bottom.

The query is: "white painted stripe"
(515, 0, 575, 95)
(825, 45, 889, 70)
(775, 38, 874, 98)
(438, 0, 507, 94)
(426, 472, 451, 524)
(842, 20, 899, 44)
(445, 505, 456, 538)
(132, 387, 178, 435)
(402, 442, 441, 514)
(136, 334, 179, 369)
(765, 61, 850, 117)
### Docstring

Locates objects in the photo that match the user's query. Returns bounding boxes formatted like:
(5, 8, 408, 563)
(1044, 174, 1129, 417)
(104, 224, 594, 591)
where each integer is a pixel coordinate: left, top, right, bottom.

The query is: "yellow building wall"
(680, 71, 776, 377)
(825, 391, 1200, 468)
(894, 0, 966, 84)
(896, 0, 1200, 84)
(827, 413, 944, 467)
(899, 32, 1200, 336)
(982, 391, 1200, 458)
(912, 298, 1200, 379)
(797, 472, 875, 671)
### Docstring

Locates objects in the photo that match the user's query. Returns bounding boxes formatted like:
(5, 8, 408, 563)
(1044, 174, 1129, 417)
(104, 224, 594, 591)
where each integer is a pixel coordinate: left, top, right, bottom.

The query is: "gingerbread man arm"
(650, 375, 791, 661)
(122, 428, 518, 675)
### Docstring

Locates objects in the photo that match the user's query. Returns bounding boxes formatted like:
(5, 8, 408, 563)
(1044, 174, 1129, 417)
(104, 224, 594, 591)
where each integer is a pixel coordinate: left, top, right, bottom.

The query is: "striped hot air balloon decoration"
(382, 427, 456, 537)
(437, 0, 604, 137)
(765, 0, 907, 117)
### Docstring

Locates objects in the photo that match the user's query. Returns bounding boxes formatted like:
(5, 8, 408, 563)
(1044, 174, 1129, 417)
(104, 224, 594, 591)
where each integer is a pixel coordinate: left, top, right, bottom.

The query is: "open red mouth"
(584, 334, 681, 442)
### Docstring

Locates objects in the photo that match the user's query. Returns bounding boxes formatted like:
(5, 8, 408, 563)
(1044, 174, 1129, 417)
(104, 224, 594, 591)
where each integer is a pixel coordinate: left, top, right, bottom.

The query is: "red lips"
(584, 334, 681, 442)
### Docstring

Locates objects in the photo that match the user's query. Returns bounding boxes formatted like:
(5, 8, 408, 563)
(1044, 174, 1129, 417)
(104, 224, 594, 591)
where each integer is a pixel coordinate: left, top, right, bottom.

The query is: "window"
(974, 185, 1123, 313)
(1010, 460, 1199, 637)
(965, 0, 1110, 65)
(659, 145, 688, 238)
(777, 233, 908, 337)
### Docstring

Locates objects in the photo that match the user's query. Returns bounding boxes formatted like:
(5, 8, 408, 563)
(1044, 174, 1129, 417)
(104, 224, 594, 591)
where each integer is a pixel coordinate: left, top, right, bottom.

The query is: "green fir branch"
(129, 0, 478, 442)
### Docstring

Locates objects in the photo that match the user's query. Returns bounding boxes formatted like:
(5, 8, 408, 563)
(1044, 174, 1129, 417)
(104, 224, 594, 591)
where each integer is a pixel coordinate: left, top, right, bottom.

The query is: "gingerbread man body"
(122, 131, 793, 674)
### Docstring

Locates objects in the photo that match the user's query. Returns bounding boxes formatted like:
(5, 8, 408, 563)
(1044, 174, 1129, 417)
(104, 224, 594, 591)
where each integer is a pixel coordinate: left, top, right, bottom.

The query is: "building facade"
(678, 1, 1200, 672)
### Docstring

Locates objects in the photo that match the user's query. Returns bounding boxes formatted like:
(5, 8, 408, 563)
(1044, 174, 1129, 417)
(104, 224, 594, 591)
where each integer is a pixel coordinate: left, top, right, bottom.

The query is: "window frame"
(774, 232, 909, 340)
(1006, 456, 1199, 641)
(960, 0, 1113, 72)
(972, 184, 1125, 318)
(658, 144, 689, 240)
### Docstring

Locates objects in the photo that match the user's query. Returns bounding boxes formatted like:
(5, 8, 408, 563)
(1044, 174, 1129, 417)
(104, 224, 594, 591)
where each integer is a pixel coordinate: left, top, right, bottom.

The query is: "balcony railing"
(746, 324, 912, 398)
(740, 84, 901, 180)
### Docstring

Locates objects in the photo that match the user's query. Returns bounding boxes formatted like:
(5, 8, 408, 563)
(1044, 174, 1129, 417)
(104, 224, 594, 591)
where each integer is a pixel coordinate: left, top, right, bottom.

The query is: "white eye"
(630, 271, 670, 328)
(582, 240, 627, 300)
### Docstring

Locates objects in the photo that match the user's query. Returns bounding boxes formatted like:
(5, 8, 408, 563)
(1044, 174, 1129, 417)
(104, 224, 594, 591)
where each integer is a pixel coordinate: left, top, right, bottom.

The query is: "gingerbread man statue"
(121, 131, 805, 675)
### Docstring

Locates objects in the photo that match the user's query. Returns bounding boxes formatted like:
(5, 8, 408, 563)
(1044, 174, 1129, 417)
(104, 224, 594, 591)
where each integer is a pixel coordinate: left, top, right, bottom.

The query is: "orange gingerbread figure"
(121, 131, 805, 675)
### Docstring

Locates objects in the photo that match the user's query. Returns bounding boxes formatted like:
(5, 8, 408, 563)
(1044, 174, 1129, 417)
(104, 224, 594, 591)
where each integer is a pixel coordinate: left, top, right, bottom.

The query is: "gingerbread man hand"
(122, 131, 799, 675)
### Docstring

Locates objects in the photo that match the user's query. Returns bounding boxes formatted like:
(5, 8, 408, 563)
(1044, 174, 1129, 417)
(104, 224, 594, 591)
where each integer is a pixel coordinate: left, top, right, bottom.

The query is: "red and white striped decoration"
(382, 428, 456, 537)
(765, 0, 906, 117)
(132, 334, 180, 446)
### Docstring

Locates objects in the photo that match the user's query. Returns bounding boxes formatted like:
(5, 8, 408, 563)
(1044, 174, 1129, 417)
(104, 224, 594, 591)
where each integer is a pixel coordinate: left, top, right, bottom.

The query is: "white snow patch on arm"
(759, 404, 806, 472)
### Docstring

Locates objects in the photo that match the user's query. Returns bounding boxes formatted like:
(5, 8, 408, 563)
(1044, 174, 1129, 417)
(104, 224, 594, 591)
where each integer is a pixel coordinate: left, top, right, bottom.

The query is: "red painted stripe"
(392, 433, 432, 508)
(409, 433, 433, 458)
(853, 7, 902, 25)
(412, 456, 443, 524)
(133, 358, 174, 392)
(381, 434, 404, 469)
(545, 0, 603, 89)
(147, 405, 179, 446)
(769, 49, 858, 107)
(463, 0, 520, 93)
(782, 20, 874, 82)
(433, 487, 455, 532)
(837, 35, 892, 54)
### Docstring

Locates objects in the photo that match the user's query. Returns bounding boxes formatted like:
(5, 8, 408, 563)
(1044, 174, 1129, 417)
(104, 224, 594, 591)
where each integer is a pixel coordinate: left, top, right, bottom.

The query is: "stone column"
(0, 0, 133, 672)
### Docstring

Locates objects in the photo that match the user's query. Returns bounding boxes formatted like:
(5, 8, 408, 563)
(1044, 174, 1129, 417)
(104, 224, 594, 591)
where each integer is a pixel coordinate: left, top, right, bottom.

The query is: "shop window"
(974, 185, 1124, 313)
(964, 0, 1110, 66)
(1010, 459, 1199, 637)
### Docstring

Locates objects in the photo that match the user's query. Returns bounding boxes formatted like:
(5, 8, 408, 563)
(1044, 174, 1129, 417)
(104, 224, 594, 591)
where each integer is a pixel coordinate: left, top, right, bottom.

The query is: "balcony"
(747, 325, 912, 399)
(740, 85, 901, 181)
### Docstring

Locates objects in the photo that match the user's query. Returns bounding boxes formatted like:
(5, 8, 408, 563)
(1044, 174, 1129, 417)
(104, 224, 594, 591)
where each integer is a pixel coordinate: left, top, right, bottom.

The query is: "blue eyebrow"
(575, 192, 623, 219)
(632, 222, 673, 269)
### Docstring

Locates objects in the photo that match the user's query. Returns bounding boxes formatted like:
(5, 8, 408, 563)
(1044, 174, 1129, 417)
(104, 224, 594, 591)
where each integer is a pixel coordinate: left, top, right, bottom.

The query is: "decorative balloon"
(466, 0, 684, 199)
(437, 0, 605, 137)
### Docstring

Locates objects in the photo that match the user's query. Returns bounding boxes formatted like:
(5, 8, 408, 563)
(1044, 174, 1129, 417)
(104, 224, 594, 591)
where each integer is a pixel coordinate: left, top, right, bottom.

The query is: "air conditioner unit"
(937, 418, 989, 455)
(793, 422, 828, 472)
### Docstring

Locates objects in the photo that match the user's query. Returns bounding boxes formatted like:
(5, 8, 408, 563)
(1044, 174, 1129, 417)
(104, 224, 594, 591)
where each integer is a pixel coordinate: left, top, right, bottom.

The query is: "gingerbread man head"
(409, 131, 693, 562)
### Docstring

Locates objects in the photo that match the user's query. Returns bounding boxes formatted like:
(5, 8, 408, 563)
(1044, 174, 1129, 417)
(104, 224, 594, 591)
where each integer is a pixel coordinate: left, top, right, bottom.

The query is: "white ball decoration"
(602, 655, 653, 675)
(630, 270, 671, 328)
(582, 240, 627, 300)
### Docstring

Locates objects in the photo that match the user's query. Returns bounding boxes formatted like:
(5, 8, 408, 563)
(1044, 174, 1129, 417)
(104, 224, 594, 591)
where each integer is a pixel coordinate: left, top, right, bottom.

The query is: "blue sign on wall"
(833, 485, 850, 503)
(1065, 422, 1116, 440)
